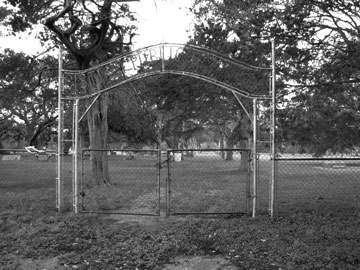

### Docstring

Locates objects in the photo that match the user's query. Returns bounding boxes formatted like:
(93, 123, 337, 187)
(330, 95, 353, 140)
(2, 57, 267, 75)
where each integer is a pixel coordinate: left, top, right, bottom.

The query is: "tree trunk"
(84, 69, 111, 186)
(219, 136, 226, 159)
(225, 140, 234, 161)
(87, 93, 111, 185)
(239, 139, 249, 171)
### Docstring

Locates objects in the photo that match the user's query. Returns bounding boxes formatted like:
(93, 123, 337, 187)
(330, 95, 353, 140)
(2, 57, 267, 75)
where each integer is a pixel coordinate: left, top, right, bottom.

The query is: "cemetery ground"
(1, 156, 360, 269)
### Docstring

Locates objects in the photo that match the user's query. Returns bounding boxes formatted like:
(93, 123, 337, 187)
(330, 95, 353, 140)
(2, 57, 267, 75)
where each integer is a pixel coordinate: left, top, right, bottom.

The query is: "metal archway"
(57, 42, 276, 217)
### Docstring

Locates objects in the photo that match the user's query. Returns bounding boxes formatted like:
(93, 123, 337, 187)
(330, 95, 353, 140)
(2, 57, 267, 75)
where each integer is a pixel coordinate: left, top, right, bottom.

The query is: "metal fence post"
(165, 150, 171, 217)
(80, 149, 85, 211)
(72, 99, 79, 213)
(246, 149, 251, 213)
(157, 149, 161, 216)
(56, 45, 64, 212)
(252, 98, 258, 218)
(270, 38, 277, 218)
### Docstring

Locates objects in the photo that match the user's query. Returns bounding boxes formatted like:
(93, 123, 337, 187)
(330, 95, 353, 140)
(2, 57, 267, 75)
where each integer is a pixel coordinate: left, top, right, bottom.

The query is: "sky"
(0, 0, 194, 55)
(130, 0, 194, 49)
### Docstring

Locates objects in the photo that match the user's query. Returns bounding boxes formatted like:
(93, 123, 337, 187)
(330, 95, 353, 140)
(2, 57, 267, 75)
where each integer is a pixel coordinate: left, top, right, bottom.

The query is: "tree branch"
(44, 0, 80, 54)
(285, 78, 360, 89)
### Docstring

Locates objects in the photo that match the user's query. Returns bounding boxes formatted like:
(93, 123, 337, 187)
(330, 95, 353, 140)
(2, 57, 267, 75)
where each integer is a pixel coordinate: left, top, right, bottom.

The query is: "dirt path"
(161, 256, 238, 270)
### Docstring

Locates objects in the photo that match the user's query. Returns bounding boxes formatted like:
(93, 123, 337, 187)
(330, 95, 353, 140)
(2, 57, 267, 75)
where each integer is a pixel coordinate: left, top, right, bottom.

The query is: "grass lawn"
(275, 160, 360, 212)
(1, 154, 360, 269)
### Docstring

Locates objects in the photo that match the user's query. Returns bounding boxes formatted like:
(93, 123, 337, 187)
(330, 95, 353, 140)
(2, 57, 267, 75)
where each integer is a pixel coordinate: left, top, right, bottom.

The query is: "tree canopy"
(2, 0, 360, 158)
(274, 0, 360, 154)
(190, 0, 360, 155)
(0, 49, 58, 148)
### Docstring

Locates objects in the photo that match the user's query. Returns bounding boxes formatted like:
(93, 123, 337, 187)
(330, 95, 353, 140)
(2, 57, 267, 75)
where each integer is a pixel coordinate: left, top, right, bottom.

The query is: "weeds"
(1, 206, 360, 269)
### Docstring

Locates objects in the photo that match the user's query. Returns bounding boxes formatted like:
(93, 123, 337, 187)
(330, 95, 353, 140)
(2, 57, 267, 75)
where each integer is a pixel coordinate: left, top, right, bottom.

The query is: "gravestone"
(2, 155, 21, 161)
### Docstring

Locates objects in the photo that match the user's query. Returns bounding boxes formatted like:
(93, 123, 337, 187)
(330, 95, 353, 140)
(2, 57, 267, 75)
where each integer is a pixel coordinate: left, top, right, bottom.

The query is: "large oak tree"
(42, 0, 137, 185)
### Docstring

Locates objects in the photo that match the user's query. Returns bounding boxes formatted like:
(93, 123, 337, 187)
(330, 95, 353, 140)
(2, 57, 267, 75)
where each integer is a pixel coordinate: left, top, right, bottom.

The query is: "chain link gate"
(78, 148, 251, 216)
(164, 149, 251, 216)
(79, 149, 162, 216)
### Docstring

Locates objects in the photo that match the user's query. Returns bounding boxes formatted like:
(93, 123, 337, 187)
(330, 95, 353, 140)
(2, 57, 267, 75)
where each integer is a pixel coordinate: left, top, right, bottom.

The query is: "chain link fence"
(0, 148, 251, 217)
(0, 150, 60, 214)
(275, 156, 360, 213)
(3, 147, 359, 217)
(80, 149, 161, 215)
(256, 152, 272, 214)
(166, 149, 251, 216)
(250, 153, 360, 214)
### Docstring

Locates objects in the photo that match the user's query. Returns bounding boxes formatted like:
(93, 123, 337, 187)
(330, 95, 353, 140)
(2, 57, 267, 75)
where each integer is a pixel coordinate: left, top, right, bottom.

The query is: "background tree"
(189, 0, 272, 164)
(0, 49, 58, 148)
(107, 85, 158, 147)
(132, 72, 210, 149)
(274, 0, 360, 155)
(5, 0, 359, 164)
(44, 0, 137, 185)
(3, 0, 138, 185)
(190, 0, 360, 156)
(131, 50, 252, 168)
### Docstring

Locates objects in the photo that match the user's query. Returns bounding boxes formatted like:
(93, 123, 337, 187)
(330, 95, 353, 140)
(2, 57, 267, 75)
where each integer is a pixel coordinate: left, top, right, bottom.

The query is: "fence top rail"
(0, 149, 28, 153)
(168, 148, 251, 152)
(275, 157, 360, 161)
(82, 148, 160, 153)
(82, 148, 251, 152)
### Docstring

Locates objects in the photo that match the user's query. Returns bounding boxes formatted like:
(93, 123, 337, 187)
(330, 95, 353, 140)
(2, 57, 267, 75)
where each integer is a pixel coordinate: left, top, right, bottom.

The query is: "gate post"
(157, 149, 161, 216)
(57, 45, 64, 212)
(270, 39, 277, 218)
(165, 150, 171, 217)
(246, 150, 251, 213)
(72, 99, 80, 213)
(252, 98, 258, 218)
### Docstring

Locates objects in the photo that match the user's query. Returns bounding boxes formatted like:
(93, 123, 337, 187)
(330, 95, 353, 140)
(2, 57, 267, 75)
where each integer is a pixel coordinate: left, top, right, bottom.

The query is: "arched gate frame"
(56, 42, 276, 217)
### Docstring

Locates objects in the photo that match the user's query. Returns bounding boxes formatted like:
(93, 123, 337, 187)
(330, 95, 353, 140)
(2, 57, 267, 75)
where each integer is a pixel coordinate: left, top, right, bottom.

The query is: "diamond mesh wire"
(80, 149, 161, 215)
(275, 158, 360, 212)
(0, 152, 58, 212)
(167, 149, 250, 215)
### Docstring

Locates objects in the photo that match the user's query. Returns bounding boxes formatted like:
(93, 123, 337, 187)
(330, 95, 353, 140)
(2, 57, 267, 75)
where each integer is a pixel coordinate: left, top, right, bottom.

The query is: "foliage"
(1, 207, 359, 269)
(189, 0, 274, 152)
(190, 0, 360, 155)
(3, 0, 360, 156)
(107, 86, 158, 146)
(41, 0, 138, 185)
(190, 0, 273, 65)
(3, 0, 53, 32)
(277, 86, 360, 155)
(130, 50, 251, 150)
(0, 49, 58, 147)
(273, 0, 360, 155)
(40, 0, 137, 68)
